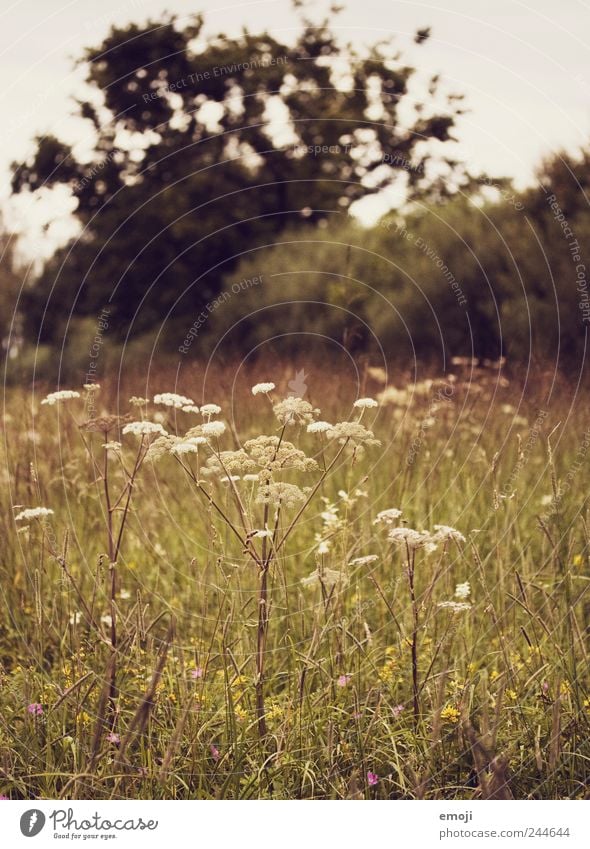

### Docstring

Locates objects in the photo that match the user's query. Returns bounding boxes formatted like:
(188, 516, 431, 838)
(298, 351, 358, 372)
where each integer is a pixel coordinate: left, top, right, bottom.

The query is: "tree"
(12, 8, 472, 347)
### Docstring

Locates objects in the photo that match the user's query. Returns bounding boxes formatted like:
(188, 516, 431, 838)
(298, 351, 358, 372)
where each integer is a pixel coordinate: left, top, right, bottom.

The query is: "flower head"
(252, 382, 275, 395)
(307, 421, 333, 434)
(15, 507, 53, 522)
(83, 383, 100, 392)
(122, 421, 168, 437)
(181, 405, 201, 414)
(354, 397, 378, 409)
(41, 390, 80, 405)
(367, 771, 379, 787)
(454, 581, 471, 600)
(154, 392, 194, 408)
(373, 508, 402, 526)
(337, 674, 351, 688)
(256, 481, 307, 509)
(349, 555, 379, 566)
(327, 422, 380, 447)
(273, 397, 318, 426)
(171, 437, 207, 455)
(202, 420, 226, 438)
(107, 732, 120, 744)
(389, 527, 437, 552)
(433, 525, 466, 544)
(27, 703, 43, 716)
(200, 404, 222, 418)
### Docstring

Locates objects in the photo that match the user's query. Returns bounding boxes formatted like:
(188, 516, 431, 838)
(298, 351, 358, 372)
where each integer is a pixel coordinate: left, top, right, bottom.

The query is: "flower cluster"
(41, 390, 80, 405)
(154, 393, 194, 408)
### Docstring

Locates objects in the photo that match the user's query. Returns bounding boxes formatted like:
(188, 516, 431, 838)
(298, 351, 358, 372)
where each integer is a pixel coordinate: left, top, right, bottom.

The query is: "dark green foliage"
(11, 11, 469, 348)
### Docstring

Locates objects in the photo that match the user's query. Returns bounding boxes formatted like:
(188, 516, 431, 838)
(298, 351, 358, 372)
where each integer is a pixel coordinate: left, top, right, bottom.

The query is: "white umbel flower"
(15, 507, 54, 522)
(433, 525, 466, 544)
(373, 508, 403, 525)
(154, 393, 194, 408)
(171, 437, 206, 454)
(389, 527, 437, 552)
(202, 420, 226, 438)
(349, 555, 379, 566)
(251, 382, 275, 395)
(454, 581, 471, 599)
(122, 421, 168, 437)
(181, 405, 201, 414)
(307, 421, 333, 433)
(41, 390, 80, 405)
(200, 404, 222, 418)
(102, 441, 122, 453)
(353, 397, 378, 409)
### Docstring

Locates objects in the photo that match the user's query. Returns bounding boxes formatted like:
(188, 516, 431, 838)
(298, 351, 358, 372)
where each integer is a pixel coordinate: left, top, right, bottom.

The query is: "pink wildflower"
(191, 667, 204, 679)
(27, 703, 43, 716)
(367, 771, 379, 787)
(210, 744, 220, 761)
(107, 732, 120, 744)
(337, 674, 351, 688)
(392, 704, 405, 717)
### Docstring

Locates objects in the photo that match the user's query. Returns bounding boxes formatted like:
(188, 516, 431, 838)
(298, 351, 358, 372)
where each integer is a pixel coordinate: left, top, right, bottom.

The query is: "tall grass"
(1, 361, 589, 799)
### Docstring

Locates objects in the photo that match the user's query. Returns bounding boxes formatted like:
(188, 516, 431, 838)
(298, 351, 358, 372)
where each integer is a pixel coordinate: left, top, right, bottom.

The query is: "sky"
(2, 0, 590, 257)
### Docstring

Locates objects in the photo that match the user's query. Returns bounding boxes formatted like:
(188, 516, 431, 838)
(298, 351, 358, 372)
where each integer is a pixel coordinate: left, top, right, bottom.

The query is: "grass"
(1, 360, 589, 800)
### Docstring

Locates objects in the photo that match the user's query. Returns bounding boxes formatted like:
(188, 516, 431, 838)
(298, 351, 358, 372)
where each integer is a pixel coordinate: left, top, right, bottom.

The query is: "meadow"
(1, 360, 589, 800)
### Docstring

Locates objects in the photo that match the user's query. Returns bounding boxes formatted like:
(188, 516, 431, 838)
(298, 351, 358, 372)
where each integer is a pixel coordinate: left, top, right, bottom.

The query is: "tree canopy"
(12, 10, 472, 346)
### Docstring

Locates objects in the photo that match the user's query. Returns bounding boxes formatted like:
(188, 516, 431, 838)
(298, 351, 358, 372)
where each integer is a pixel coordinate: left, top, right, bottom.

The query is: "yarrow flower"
(455, 581, 471, 599)
(200, 404, 222, 418)
(373, 508, 403, 526)
(171, 437, 207, 454)
(307, 421, 333, 434)
(353, 397, 378, 409)
(83, 383, 100, 392)
(41, 390, 80, 405)
(102, 441, 122, 453)
(202, 420, 226, 438)
(348, 554, 379, 566)
(153, 392, 194, 408)
(27, 703, 43, 716)
(129, 396, 149, 407)
(251, 382, 275, 395)
(15, 507, 53, 522)
(122, 421, 168, 437)
(389, 527, 437, 552)
(256, 481, 307, 509)
(327, 421, 380, 447)
(273, 397, 318, 425)
(181, 405, 201, 414)
(433, 524, 466, 544)
(244, 436, 318, 473)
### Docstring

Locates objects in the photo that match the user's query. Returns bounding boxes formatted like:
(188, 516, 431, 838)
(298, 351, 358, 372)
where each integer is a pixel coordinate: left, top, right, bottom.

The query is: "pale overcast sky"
(2, 0, 590, 256)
